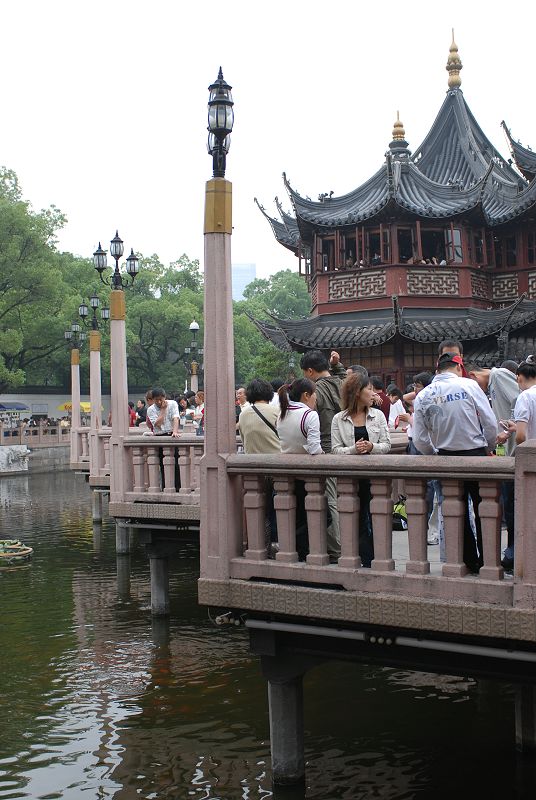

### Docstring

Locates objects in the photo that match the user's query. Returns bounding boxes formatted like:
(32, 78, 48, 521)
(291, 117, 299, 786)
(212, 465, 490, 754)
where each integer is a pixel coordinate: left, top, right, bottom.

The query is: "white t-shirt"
(514, 385, 536, 442)
(388, 399, 405, 430)
(147, 400, 180, 434)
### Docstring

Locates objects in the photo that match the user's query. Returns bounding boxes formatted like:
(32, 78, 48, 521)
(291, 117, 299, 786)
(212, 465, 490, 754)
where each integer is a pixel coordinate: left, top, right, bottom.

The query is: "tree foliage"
(0, 168, 311, 393)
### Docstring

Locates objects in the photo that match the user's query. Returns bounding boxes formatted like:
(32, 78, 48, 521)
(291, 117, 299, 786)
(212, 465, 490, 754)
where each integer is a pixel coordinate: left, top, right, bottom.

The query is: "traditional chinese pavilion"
(255, 35, 536, 388)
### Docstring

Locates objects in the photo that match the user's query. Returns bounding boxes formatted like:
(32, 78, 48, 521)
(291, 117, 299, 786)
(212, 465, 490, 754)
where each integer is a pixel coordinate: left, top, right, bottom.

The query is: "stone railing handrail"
(220, 452, 518, 608)
(1, 422, 72, 447)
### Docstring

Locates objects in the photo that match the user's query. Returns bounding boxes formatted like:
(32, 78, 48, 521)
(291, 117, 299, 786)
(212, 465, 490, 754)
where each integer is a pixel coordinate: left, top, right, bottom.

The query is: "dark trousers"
(501, 480, 515, 554)
(156, 438, 181, 491)
(438, 447, 487, 572)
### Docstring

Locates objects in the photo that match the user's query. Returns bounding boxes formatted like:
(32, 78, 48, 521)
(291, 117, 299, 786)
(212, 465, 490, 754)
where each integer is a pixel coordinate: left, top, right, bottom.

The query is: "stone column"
(516, 685, 536, 752)
(200, 178, 242, 581)
(116, 553, 131, 600)
(70, 348, 81, 467)
(88, 329, 102, 481)
(91, 490, 103, 522)
(109, 290, 129, 503)
(148, 544, 170, 616)
(115, 518, 131, 554)
(190, 362, 199, 395)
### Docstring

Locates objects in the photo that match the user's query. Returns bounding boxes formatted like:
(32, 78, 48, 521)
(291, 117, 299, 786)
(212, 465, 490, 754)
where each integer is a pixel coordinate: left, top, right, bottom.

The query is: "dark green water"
(0, 472, 532, 799)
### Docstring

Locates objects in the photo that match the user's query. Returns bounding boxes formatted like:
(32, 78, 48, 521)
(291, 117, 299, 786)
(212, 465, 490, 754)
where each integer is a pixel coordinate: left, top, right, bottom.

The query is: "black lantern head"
(126, 248, 139, 279)
(110, 231, 124, 260)
(78, 301, 89, 319)
(93, 243, 107, 274)
(64, 330, 73, 340)
(207, 68, 234, 178)
(101, 305, 110, 321)
(71, 322, 81, 334)
(90, 293, 100, 310)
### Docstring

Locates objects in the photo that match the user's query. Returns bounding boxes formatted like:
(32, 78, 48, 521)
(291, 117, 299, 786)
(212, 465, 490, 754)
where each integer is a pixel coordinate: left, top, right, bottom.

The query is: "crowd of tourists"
(235, 341, 536, 573)
(135, 339, 536, 574)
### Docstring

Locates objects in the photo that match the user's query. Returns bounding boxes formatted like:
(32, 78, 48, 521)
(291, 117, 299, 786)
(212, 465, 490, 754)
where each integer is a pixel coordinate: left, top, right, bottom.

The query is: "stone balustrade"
(0, 421, 71, 447)
(89, 427, 112, 487)
(70, 425, 90, 470)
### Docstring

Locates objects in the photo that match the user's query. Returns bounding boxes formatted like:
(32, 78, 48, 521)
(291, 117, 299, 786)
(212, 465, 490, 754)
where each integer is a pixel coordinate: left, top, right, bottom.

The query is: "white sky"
(0, 0, 533, 279)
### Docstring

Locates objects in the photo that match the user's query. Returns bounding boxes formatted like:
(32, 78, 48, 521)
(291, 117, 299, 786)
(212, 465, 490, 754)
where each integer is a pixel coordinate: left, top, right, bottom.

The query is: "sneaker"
(501, 555, 514, 571)
(427, 536, 439, 545)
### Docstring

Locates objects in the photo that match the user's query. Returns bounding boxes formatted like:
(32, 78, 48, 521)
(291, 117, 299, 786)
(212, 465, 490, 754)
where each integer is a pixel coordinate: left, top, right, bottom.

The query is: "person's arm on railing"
(470, 383, 499, 450)
(171, 409, 180, 439)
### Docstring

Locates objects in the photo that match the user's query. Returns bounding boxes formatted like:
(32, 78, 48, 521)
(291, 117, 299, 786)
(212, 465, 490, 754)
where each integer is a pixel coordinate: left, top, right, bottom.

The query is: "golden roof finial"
(446, 29, 462, 89)
(392, 110, 405, 141)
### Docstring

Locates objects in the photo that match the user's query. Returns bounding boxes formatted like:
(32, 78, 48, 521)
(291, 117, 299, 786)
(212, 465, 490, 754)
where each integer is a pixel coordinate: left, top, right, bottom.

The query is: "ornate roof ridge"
(501, 120, 536, 182)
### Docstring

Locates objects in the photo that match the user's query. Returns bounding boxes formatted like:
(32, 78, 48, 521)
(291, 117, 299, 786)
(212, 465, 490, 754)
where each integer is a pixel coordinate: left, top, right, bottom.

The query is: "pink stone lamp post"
(64, 322, 86, 467)
(92, 234, 140, 508)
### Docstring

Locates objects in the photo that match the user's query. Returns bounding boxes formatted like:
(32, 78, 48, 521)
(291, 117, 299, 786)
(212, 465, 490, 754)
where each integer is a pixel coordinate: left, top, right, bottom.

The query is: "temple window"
(367, 230, 381, 264)
(321, 237, 335, 271)
(421, 229, 446, 262)
(345, 236, 356, 264)
(493, 236, 503, 268)
(506, 235, 517, 267)
(472, 230, 484, 265)
(529, 232, 536, 266)
(445, 227, 463, 263)
(397, 228, 414, 263)
(381, 227, 391, 263)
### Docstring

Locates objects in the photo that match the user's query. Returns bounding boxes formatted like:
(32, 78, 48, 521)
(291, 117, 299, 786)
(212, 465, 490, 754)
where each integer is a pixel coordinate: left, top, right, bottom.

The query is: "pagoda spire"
(392, 111, 405, 141)
(446, 29, 463, 89)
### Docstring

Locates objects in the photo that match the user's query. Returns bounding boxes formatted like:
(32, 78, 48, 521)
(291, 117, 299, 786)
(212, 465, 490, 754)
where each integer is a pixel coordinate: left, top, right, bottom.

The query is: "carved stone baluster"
(178, 444, 192, 496)
(370, 477, 395, 571)
(273, 477, 298, 563)
(132, 447, 146, 492)
(305, 477, 329, 566)
(162, 446, 176, 495)
(479, 480, 503, 580)
(244, 475, 268, 560)
(147, 446, 161, 494)
(441, 479, 468, 577)
(337, 476, 361, 568)
(192, 444, 203, 496)
(405, 478, 430, 575)
(103, 438, 110, 474)
(81, 431, 89, 458)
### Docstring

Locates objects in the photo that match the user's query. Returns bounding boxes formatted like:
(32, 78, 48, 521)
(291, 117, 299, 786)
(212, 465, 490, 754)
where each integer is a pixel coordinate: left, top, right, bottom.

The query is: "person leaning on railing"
(331, 371, 391, 567)
(277, 378, 323, 560)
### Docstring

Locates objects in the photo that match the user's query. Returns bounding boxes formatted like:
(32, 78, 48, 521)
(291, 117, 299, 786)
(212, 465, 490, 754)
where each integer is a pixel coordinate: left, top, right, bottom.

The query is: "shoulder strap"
(251, 404, 280, 438)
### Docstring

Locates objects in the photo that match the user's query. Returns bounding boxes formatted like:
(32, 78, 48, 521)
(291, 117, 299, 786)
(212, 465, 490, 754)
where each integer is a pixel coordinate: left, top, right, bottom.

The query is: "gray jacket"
(488, 367, 519, 456)
(331, 407, 391, 455)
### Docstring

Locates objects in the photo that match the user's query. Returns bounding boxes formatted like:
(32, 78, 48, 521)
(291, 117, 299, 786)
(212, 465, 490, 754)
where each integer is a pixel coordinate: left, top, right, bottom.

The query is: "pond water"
(0, 471, 533, 799)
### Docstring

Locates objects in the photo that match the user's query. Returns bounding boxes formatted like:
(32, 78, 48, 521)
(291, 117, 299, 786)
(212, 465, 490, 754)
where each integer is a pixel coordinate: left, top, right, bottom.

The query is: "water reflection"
(0, 471, 528, 799)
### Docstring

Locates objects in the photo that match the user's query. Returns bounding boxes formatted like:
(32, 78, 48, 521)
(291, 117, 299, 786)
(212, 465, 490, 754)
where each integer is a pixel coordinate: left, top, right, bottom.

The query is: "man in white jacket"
(413, 353, 498, 573)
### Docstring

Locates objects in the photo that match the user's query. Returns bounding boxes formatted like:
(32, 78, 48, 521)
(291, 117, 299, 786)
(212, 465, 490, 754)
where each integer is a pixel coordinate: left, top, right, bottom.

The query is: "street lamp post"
(79, 294, 110, 520)
(93, 232, 139, 507)
(64, 323, 87, 467)
(184, 319, 204, 393)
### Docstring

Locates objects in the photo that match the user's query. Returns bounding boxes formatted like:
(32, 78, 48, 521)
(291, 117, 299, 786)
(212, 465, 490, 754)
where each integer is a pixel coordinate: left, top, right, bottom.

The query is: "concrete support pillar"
(115, 519, 132, 554)
(268, 675, 305, 786)
(109, 290, 129, 504)
(88, 330, 102, 480)
(92, 522, 102, 553)
(116, 554, 131, 600)
(149, 551, 170, 616)
(516, 685, 536, 753)
(91, 490, 103, 522)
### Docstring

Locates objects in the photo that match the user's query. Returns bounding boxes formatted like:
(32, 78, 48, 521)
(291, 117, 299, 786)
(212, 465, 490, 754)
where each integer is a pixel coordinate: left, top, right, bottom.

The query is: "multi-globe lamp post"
(184, 319, 204, 393)
(93, 232, 140, 507)
(64, 322, 87, 467)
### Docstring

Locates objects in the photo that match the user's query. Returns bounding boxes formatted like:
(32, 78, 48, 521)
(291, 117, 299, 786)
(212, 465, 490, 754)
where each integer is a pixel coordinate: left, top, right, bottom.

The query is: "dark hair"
(413, 371, 433, 388)
(438, 339, 463, 356)
(388, 386, 403, 400)
(185, 390, 196, 399)
(517, 361, 536, 380)
(300, 349, 329, 373)
(246, 378, 274, 404)
(270, 378, 285, 392)
(501, 360, 518, 374)
(137, 399, 146, 406)
(151, 387, 166, 399)
(370, 375, 384, 390)
(279, 378, 316, 419)
(348, 364, 369, 378)
(128, 401, 134, 409)
(437, 352, 463, 372)
(340, 372, 371, 415)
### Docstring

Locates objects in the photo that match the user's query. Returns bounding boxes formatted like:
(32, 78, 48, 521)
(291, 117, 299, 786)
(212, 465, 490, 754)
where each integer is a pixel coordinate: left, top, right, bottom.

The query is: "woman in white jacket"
(331, 372, 391, 566)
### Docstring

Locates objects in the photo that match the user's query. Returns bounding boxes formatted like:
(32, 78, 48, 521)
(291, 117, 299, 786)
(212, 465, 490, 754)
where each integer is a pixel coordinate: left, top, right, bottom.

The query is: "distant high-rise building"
(232, 263, 256, 301)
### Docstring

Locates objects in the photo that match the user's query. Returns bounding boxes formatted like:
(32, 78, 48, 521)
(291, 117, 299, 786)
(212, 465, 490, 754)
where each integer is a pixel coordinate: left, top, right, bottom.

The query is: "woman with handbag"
(331, 372, 391, 566)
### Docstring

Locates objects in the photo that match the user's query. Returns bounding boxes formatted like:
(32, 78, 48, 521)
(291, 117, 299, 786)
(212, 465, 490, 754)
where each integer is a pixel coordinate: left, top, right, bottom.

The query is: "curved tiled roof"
(257, 89, 535, 238)
(254, 198, 300, 253)
(502, 121, 536, 182)
(253, 300, 536, 353)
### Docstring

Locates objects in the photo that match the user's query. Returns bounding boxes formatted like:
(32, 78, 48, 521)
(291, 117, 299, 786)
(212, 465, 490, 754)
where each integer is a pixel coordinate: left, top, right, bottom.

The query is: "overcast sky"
(1, 0, 533, 280)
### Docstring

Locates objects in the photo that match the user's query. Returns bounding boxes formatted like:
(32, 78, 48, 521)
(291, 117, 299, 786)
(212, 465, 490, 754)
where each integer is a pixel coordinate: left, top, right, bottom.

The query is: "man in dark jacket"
(370, 376, 390, 422)
(300, 349, 346, 560)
